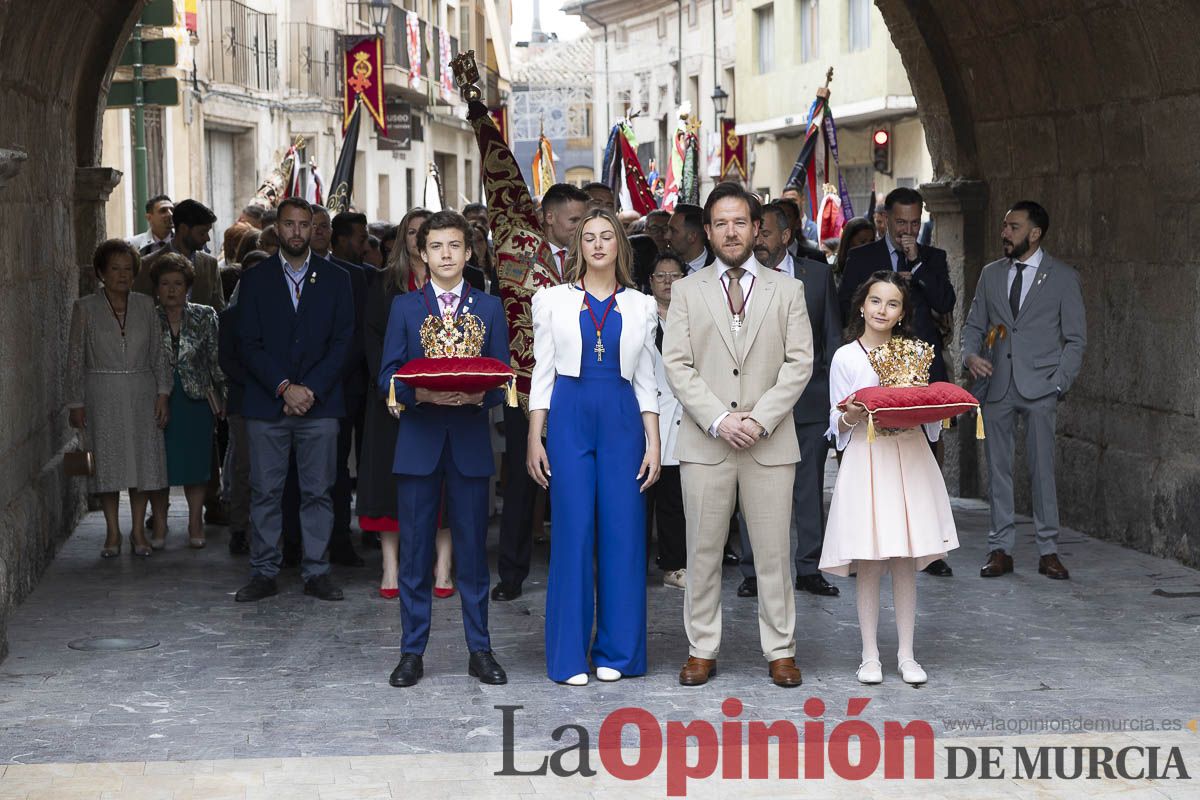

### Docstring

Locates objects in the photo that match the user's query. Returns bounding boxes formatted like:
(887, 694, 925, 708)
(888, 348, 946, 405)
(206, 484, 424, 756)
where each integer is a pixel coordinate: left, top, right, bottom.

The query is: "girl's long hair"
(843, 270, 916, 342)
(384, 207, 432, 292)
(563, 208, 637, 290)
(834, 216, 876, 279)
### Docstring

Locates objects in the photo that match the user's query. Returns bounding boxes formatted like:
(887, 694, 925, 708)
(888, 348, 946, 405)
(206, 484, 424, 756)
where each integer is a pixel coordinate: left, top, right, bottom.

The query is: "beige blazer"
(662, 260, 813, 466)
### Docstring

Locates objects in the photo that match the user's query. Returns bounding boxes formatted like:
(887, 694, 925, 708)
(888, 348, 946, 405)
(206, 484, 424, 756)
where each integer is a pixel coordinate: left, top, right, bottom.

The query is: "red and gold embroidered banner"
(343, 36, 387, 136)
(488, 106, 509, 145)
(720, 119, 746, 180)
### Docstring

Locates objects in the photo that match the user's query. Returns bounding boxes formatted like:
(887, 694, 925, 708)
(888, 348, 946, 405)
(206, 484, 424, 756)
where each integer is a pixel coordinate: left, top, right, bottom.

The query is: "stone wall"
(880, 0, 1200, 567)
(0, 1, 142, 660)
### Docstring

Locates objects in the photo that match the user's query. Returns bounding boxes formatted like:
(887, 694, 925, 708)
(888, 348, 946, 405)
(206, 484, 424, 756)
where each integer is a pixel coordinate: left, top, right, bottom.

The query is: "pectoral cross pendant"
(594, 334, 605, 362)
(730, 314, 743, 334)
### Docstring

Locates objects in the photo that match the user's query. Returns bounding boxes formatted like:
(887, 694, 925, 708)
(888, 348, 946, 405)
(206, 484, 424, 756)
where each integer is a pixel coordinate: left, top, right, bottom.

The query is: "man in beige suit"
(663, 182, 814, 687)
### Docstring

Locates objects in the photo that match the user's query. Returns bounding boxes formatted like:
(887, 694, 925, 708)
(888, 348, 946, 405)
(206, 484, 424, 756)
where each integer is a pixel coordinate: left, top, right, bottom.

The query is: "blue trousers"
(544, 375, 647, 682)
(396, 445, 491, 655)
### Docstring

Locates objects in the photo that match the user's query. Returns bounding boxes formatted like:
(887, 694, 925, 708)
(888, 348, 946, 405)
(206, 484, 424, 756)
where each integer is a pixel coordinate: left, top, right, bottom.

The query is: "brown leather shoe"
(1038, 553, 1070, 580)
(768, 657, 803, 687)
(979, 549, 1014, 577)
(678, 657, 716, 686)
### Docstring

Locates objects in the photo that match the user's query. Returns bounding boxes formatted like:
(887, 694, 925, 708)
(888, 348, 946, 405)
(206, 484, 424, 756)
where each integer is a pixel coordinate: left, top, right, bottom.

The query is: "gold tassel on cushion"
(866, 413, 876, 444)
(976, 408, 986, 440)
(942, 417, 952, 430)
(505, 376, 518, 408)
(387, 376, 405, 414)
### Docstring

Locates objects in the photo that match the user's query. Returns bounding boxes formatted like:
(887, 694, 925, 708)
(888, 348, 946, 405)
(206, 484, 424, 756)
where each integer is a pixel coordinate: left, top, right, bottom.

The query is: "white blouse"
(826, 341, 942, 451)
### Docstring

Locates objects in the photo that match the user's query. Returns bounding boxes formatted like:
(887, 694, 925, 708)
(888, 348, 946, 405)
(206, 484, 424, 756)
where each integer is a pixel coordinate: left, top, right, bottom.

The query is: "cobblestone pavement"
(1, 457, 1198, 797)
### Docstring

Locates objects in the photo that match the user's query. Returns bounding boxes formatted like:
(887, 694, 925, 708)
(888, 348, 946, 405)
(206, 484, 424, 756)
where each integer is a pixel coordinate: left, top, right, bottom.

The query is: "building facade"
(565, 0, 737, 202)
(103, 0, 512, 249)
(734, 0, 932, 215)
(510, 36, 594, 193)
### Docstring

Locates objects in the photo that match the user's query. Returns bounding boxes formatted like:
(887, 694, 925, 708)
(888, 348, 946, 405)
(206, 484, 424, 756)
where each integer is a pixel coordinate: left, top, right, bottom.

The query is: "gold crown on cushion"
(419, 313, 485, 358)
(867, 337, 934, 388)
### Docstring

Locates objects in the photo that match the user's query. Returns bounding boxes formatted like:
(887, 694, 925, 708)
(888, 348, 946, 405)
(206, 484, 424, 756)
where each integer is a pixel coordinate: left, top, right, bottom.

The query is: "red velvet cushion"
(394, 357, 514, 394)
(839, 382, 979, 428)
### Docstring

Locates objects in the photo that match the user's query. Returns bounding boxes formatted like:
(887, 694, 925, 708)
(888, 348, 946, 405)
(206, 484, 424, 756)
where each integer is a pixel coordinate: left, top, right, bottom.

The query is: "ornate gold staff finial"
(817, 67, 834, 100)
(449, 49, 483, 102)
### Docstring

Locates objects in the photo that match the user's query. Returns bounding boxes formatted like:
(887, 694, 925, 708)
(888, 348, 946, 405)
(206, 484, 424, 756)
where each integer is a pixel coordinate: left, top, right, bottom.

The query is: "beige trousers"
(681, 450, 797, 661)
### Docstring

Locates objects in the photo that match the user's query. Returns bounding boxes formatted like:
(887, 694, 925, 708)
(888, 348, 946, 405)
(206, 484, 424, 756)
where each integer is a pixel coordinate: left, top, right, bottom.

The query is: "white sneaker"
(662, 569, 686, 590)
(563, 673, 589, 686)
(596, 667, 622, 682)
(899, 659, 927, 685)
(856, 659, 883, 684)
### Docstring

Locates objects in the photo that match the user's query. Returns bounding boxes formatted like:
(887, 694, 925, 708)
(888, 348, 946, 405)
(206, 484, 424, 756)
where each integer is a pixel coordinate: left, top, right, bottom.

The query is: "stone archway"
(0, 0, 147, 658)
(877, 0, 1200, 569)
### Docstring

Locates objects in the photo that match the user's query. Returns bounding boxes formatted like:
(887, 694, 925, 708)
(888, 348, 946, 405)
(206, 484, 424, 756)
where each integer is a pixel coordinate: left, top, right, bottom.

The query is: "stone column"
(74, 166, 123, 296)
(920, 178, 988, 498)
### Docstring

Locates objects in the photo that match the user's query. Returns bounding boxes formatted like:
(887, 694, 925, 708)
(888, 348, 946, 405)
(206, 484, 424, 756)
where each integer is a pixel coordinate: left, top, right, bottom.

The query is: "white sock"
(892, 557, 918, 664)
(855, 560, 886, 663)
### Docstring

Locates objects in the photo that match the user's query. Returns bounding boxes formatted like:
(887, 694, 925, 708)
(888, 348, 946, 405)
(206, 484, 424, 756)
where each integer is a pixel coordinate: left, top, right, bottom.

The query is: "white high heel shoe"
(856, 659, 883, 684)
(899, 659, 927, 685)
(596, 667, 622, 682)
(563, 673, 589, 686)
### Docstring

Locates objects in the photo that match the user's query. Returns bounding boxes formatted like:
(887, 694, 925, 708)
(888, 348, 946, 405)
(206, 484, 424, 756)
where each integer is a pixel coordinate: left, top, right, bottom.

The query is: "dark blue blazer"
(329, 255, 370, 406)
(377, 282, 510, 478)
(791, 257, 844, 424)
(838, 238, 956, 383)
(237, 252, 355, 420)
(217, 300, 245, 416)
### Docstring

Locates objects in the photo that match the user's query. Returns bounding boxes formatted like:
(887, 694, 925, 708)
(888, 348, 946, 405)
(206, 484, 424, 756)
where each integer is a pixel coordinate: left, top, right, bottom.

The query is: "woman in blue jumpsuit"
(527, 208, 661, 685)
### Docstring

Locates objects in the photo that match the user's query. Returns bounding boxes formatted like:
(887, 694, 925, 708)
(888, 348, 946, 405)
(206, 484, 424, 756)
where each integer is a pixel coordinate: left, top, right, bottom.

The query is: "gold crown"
(419, 313, 485, 358)
(866, 337, 933, 388)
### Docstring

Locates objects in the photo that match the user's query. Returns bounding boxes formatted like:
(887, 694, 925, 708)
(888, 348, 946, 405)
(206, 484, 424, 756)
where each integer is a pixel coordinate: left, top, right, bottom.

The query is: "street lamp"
(711, 85, 729, 118)
(366, 0, 390, 35)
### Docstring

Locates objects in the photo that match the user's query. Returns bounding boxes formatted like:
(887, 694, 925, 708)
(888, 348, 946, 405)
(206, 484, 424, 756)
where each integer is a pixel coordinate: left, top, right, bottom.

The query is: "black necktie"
(1009, 262, 1027, 319)
(655, 321, 664, 353)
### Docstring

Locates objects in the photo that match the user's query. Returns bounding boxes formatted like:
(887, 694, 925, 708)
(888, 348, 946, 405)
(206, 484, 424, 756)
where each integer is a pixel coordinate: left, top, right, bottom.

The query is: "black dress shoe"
(329, 542, 365, 567)
(228, 531, 250, 555)
(723, 547, 741, 566)
(235, 576, 278, 603)
(737, 577, 758, 598)
(795, 574, 840, 596)
(490, 582, 522, 602)
(468, 650, 508, 685)
(389, 654, 424, 687)
(922, 559, 954, 577)
(303, 574, 345, 601)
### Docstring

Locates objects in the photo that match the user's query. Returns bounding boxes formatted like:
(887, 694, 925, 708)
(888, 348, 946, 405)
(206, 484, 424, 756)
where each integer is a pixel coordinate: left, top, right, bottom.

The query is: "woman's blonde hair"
(384, 207, 432, 292)
(563, 207, 637, 289)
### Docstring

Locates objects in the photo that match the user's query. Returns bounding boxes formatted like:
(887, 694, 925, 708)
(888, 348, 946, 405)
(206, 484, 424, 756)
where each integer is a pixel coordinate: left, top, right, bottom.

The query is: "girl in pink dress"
(820, 271, 959, 685)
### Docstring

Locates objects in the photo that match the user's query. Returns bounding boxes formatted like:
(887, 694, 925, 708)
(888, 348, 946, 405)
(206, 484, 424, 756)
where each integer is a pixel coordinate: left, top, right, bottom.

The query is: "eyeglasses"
(651, 272, 683, 282)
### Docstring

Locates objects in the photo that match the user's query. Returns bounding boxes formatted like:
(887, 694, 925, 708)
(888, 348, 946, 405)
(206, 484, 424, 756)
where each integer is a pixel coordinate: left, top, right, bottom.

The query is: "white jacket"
(529, 283, 660, 414)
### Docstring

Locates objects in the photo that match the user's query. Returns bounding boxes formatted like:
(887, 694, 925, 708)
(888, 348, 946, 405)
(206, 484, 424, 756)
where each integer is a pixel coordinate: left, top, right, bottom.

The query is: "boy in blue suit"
(378, 211, 511, 688)
(234, 197, 355, 603)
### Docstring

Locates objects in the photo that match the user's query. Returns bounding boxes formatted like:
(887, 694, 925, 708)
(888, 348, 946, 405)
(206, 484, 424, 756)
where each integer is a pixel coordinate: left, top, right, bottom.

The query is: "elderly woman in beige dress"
(67, 239, 172, 558)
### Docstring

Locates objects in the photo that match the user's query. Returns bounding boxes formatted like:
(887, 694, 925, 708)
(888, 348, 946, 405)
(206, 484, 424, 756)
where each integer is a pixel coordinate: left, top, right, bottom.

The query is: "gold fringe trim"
(976, 408, 986, 440)
(387, 376, 405, 414)
(866, 413, 876, 444)
(505, 376, 518, 407)
(942, 417, 952, 430)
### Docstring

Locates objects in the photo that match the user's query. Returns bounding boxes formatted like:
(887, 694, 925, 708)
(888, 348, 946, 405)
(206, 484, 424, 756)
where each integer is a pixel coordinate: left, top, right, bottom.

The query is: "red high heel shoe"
(433, 585, 456, 599)
(379, 588, 399, 599)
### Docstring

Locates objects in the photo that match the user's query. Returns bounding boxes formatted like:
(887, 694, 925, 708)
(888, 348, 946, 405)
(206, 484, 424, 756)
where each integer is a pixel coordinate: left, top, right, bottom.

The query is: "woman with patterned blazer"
(152, 253, 226, 549)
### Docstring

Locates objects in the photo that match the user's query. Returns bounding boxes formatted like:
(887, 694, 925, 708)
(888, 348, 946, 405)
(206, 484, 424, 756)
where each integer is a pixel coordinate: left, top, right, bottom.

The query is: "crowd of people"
(67, 174, 1085, 689)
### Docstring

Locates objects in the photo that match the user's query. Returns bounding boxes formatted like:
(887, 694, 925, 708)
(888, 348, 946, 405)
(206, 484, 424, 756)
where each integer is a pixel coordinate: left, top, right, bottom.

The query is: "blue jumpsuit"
(544, 290, 648, 682)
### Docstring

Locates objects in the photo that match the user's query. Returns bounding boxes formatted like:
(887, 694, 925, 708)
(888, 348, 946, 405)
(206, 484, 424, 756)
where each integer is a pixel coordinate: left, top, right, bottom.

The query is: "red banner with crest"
(344, 36, 387, 136)
(720, 119, 746, 180)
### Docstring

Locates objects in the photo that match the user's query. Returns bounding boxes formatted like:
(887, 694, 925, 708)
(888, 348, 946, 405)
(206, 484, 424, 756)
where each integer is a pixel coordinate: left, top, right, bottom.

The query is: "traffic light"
(872, 128, 891, 175)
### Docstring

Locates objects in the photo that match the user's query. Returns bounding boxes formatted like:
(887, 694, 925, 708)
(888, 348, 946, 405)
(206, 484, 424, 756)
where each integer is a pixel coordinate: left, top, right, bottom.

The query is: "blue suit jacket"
(377, 282, 510, 478)
(237, 253, 355, 420)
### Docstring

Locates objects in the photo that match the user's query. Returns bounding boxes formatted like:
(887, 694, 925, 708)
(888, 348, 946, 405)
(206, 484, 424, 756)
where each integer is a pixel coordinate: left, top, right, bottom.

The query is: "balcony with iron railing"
(284, 21, 343, 101)
(202, 0, 278, 93)
(380, 4, 459, 106)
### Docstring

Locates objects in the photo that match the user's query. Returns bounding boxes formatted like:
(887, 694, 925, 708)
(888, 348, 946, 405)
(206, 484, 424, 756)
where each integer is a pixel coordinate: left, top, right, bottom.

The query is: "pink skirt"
(819, 427, 959, 577)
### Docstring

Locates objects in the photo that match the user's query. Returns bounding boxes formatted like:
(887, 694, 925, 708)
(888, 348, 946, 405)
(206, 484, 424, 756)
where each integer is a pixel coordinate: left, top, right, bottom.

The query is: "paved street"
(0, 459, 1198, 797)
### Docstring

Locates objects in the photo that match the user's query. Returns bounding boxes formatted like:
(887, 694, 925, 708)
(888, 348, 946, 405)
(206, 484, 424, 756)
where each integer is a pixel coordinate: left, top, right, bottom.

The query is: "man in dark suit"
(837, 186, 957, 577)
(378, 211, 509, 689)
(665, 203, 715, 275)
(737, 203, 844, 598)
(326, 211, 372, 567)
(233, 197, 355, 603)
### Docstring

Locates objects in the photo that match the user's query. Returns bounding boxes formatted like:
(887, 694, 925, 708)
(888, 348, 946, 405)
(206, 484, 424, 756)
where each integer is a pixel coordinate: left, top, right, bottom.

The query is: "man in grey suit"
(127, 194, 174, 254)
(737, 202, 843, 598)
(962, 201, 1086, 580)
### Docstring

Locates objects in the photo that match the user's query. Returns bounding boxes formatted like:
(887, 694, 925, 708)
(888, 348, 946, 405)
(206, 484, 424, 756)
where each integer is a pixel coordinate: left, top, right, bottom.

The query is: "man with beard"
(736, 202, 843, 599)
(135, 199, 225, 310)
(962, 201, 1086, 581)
(663, 182, 813, 688)
(233, 197, 355, 602)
